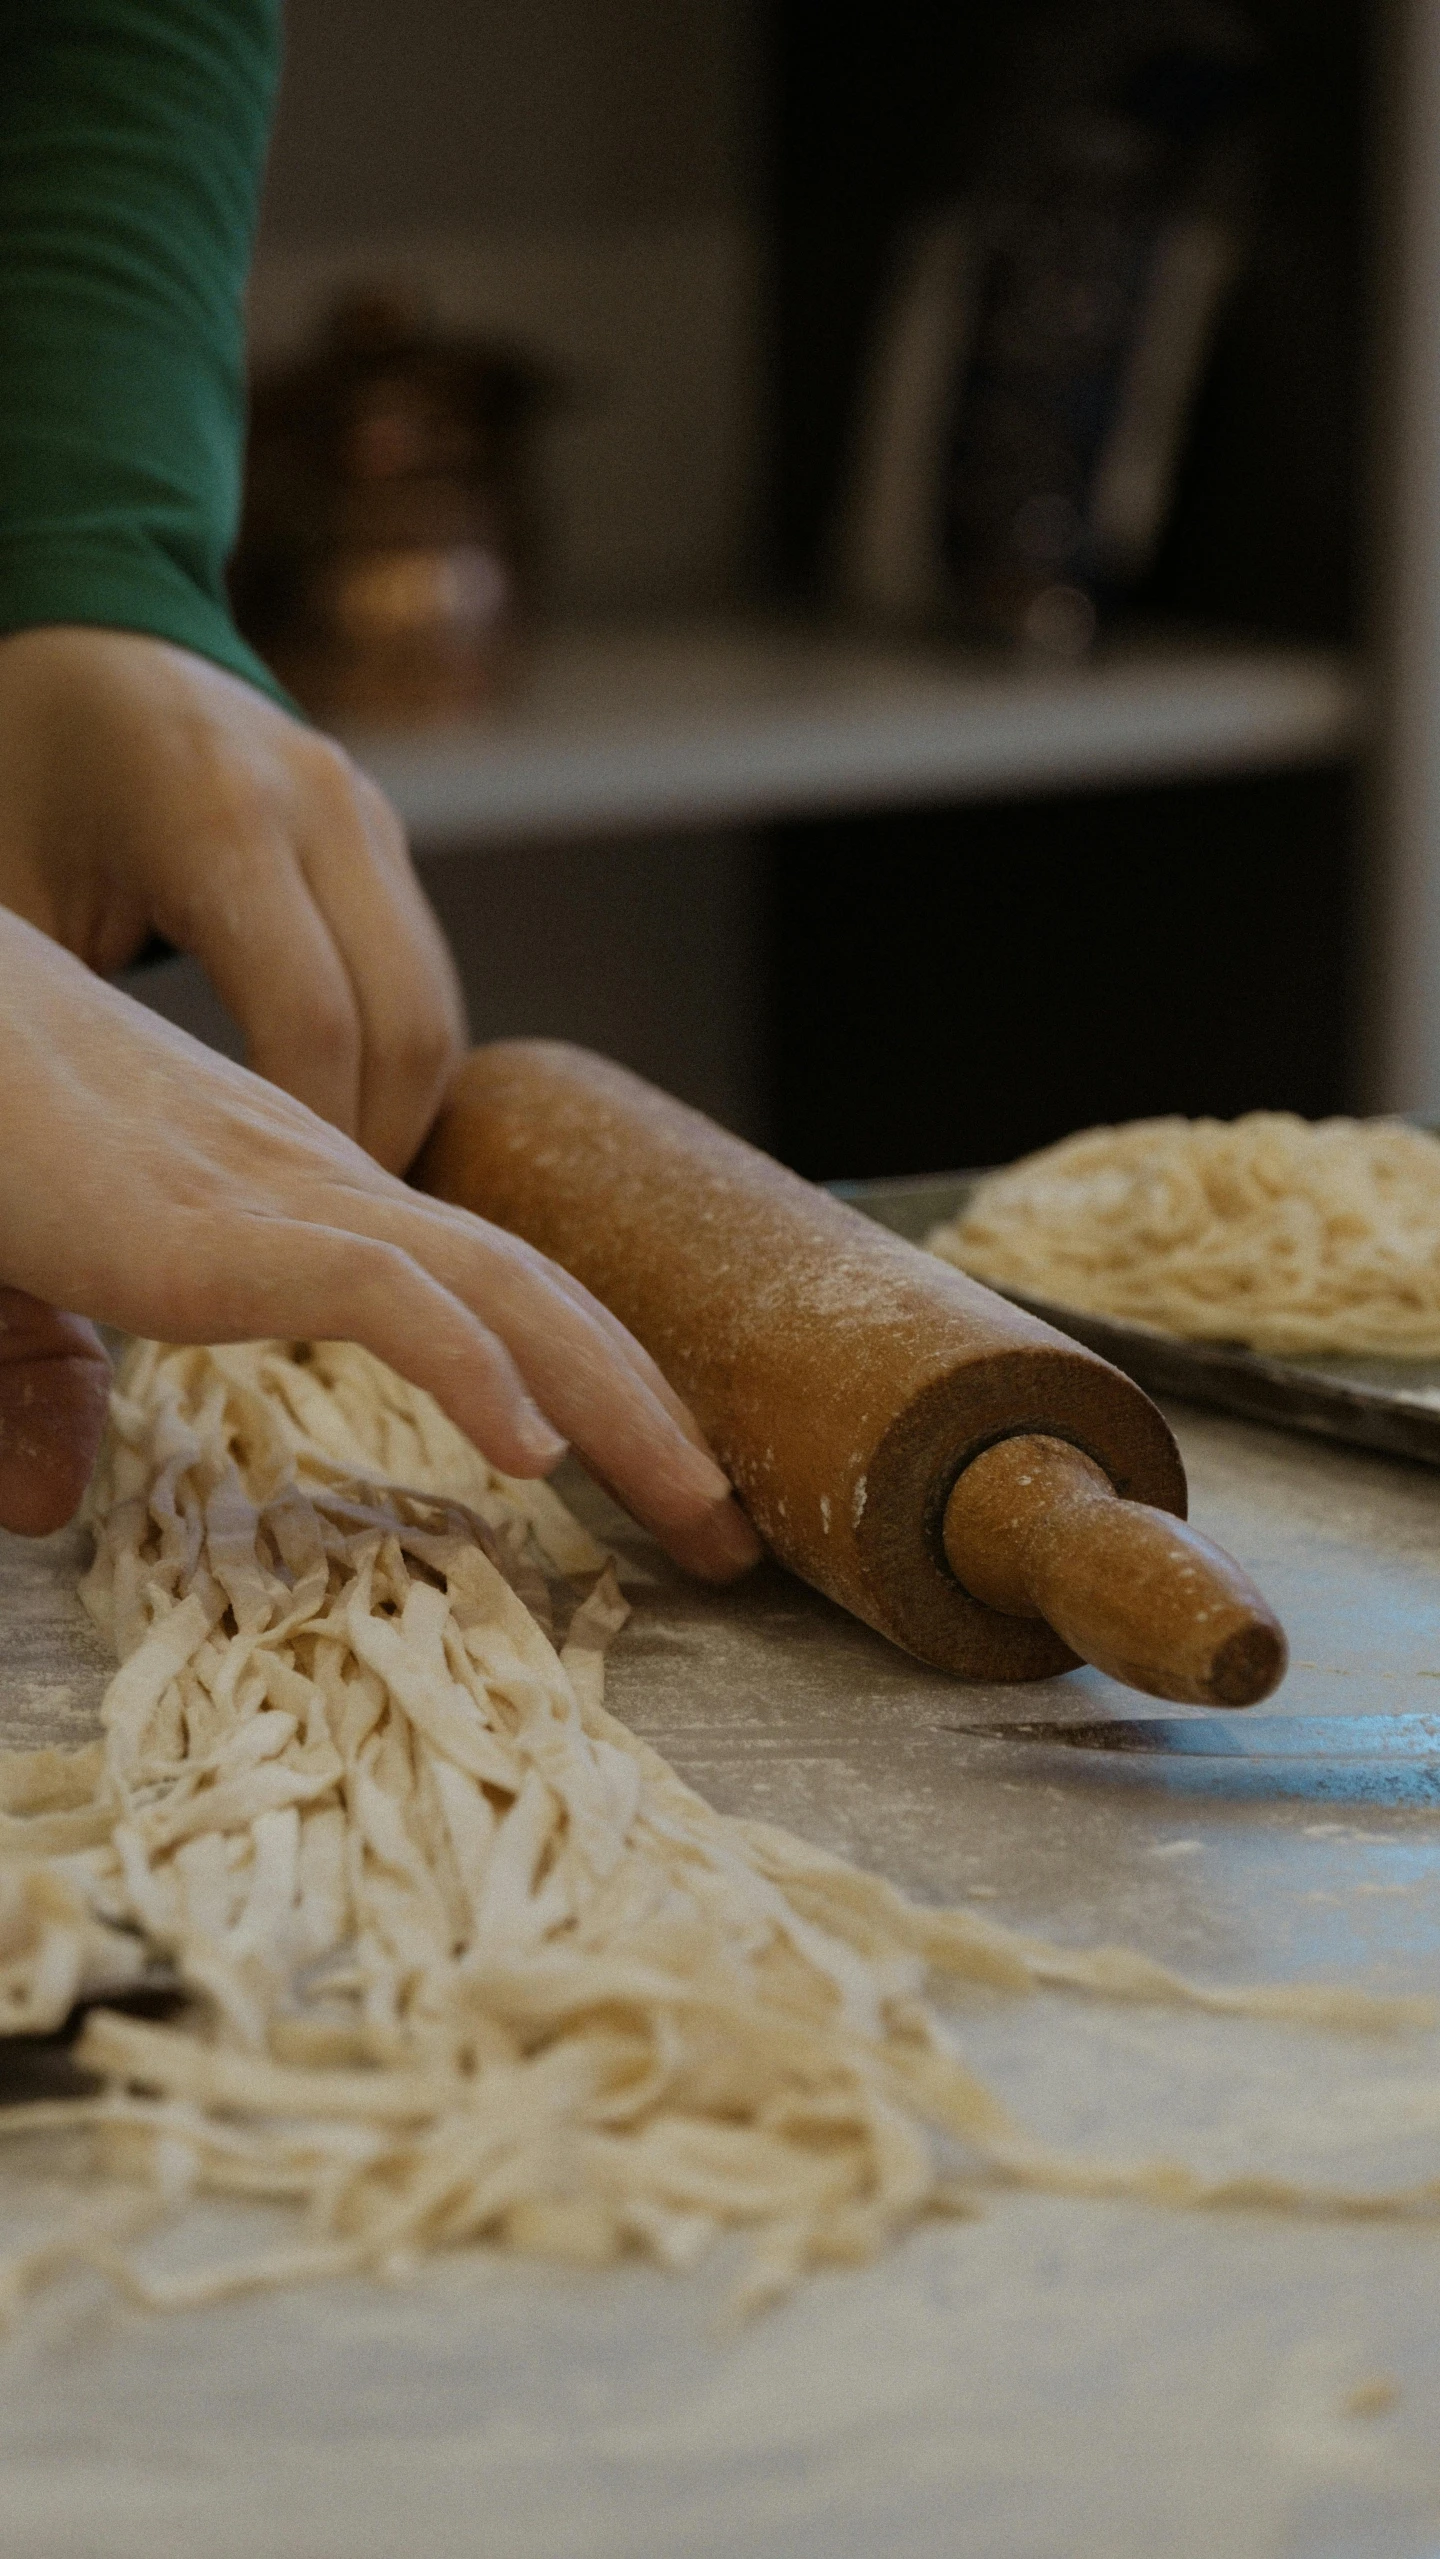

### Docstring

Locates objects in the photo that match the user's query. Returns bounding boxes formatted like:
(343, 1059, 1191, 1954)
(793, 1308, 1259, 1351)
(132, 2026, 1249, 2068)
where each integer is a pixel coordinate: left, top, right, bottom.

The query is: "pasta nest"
(930, 1113, 1440, 1358)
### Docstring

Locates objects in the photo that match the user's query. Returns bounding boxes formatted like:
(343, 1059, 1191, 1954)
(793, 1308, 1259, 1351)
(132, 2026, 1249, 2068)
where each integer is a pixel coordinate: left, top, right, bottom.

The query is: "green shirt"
(0, 0, 287, 706)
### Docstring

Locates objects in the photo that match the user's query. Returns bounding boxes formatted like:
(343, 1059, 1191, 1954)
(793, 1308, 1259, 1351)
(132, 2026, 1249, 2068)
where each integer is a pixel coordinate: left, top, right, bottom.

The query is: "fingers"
(0, 901, 757, 1578)
(196, 1221, 568, 1480)
(294, 756, 466, 1173)
(412, 1158, 716, 1456)
(501, 1318, 763, 1583)
(526, 1257, 717, 1455)
(185, 1171, 759, 1578)
(166, 832, 365, 1137)
(370, 1204, 763, 1580)
(171, 746, 463, 1174)
(582, 1457, 763, 1583)
(0, 1292, 111, 1535)
(222, 1200, 760, 1578)
(189, 747, 753, 1567)
(0, 632, 457, 1166)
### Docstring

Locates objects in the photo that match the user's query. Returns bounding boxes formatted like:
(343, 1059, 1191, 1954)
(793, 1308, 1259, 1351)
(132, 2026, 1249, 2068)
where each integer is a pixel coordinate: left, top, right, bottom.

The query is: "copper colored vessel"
(232, 290, 548, 719)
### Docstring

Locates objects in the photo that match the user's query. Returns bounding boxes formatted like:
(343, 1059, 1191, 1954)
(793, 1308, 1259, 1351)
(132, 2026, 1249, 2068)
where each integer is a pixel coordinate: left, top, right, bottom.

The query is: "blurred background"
(128, 0, 1440, 1179)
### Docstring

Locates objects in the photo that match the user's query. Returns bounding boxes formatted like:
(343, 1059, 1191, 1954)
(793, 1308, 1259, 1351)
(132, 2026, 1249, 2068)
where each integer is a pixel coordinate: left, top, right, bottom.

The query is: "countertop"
(3, 1400, 1440, 2559)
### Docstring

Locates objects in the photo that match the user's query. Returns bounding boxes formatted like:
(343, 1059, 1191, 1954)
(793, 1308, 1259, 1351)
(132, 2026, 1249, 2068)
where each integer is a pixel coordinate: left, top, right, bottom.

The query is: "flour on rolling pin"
(416, 1045, 1286, 1706)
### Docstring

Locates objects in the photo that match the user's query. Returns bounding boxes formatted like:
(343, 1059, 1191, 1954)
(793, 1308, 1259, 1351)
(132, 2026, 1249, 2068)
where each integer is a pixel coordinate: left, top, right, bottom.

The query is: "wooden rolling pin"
(415, 1043, 1286, 1707)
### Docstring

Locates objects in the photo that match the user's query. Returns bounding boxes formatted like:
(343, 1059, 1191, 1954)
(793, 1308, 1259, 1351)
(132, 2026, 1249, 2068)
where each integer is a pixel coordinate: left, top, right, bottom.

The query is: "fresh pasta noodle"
(928, 1113, 1440, 1358)
(0, 1336, 1435, 2323)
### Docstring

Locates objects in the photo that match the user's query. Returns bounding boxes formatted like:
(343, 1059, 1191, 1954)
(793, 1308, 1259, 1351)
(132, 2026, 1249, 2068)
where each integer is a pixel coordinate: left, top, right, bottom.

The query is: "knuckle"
(341, 1229, 401, 1281)
(342, 1234, 428, 1317)
(351, 765, 409, 852)
(299, 731, 361, 802)
(297, 735, 394, 840)
(293, 739, 411, 866)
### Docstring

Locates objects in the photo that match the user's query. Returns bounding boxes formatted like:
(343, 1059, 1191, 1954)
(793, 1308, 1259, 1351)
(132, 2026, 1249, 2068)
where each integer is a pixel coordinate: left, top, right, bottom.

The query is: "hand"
(0, 625, 464, 1174)
(0, 908, 763, 1582)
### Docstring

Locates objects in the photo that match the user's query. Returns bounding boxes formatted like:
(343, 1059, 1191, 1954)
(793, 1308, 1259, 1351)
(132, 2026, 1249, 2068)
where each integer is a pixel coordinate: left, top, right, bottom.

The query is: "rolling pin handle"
(942, 1435, 1287, 1709)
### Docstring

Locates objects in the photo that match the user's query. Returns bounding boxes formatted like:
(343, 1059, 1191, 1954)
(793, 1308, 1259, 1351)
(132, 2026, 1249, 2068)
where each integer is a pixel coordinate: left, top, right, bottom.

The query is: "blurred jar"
(232, 289, 550, 720)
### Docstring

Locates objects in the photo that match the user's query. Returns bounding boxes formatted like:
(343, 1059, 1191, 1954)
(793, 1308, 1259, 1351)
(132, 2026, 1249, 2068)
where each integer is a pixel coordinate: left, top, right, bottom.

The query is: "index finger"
(303, 1185, 763, 1583)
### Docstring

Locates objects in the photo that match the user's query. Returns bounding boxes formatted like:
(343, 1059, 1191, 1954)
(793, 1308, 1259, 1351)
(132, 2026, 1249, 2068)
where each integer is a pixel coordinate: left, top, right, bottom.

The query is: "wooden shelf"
(339, 617, 1367, 851)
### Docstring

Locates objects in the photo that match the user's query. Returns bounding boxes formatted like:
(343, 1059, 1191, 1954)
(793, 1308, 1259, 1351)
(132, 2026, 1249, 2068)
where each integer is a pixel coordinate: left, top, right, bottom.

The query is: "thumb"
(0, 1292, 112, 1535)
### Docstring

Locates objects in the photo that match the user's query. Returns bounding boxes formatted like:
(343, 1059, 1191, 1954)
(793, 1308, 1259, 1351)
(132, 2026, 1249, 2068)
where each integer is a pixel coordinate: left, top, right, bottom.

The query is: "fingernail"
(708, 1498, 765, 1572)
(519, 1409, 568, 1468)
(677, 1444, 737, 1505)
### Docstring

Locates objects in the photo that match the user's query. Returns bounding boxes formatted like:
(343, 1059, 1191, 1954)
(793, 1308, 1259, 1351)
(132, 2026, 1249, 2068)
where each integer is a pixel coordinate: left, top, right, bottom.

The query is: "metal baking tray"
(837, 1168, 1440, 1471)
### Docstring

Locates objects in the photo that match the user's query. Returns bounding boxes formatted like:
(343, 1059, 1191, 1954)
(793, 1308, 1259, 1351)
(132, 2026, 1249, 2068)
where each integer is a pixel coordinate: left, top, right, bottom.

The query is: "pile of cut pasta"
(0, 1337, 1436, 2322)
(930, 1112, 1440, 1357)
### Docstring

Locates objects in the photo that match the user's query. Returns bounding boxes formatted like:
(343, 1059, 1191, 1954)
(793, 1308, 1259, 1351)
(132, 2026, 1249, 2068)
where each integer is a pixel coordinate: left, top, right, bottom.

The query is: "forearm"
(0, 0, 285, 701)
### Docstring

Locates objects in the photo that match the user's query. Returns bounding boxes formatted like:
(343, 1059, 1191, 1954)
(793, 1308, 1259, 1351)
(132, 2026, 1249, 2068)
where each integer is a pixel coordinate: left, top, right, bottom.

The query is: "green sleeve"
(0, 0, 290, 709)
